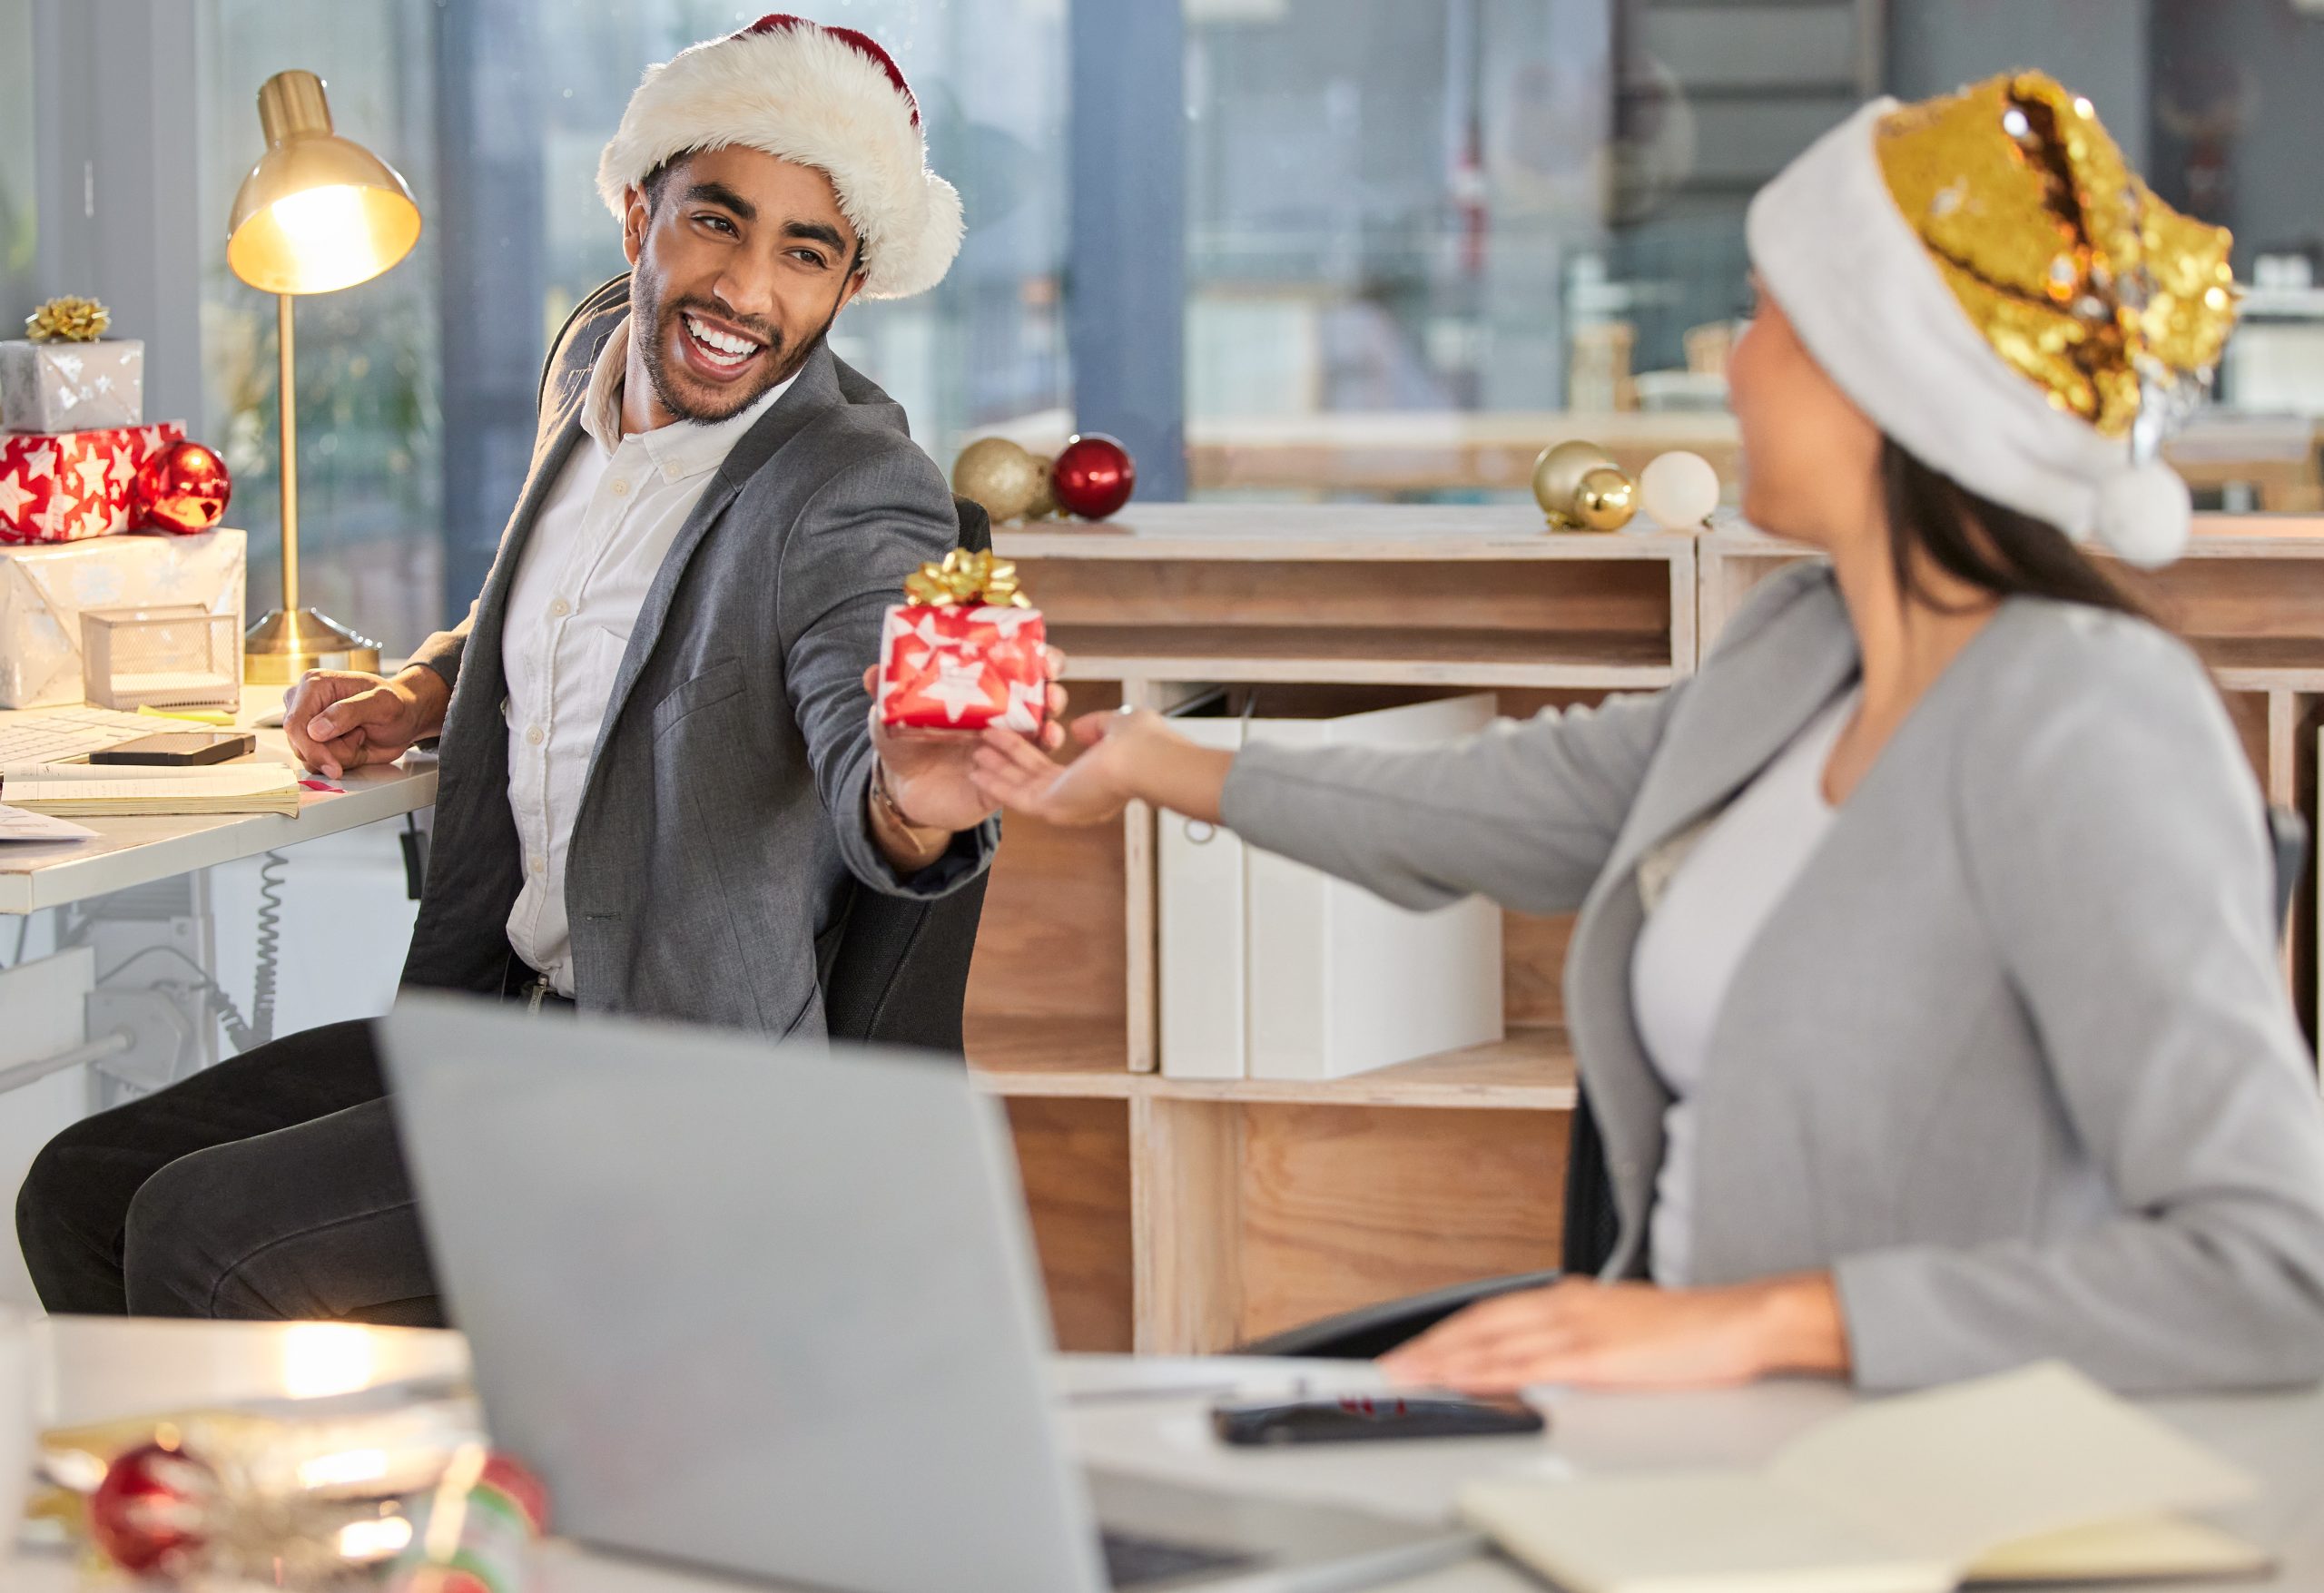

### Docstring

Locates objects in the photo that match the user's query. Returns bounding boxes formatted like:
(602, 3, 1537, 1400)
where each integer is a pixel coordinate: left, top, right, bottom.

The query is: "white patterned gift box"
(0, 528, 245, 706)
(0, 338, 144, 432)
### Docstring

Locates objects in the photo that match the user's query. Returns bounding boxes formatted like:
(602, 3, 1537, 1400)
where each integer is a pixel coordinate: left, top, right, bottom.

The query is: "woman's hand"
(858, 646, 1071, 834)
(970, 706, 1183, 828)
(1377, 1273, 1849, 1394)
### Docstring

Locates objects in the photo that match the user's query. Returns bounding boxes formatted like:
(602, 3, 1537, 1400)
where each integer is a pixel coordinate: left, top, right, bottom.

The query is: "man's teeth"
(684, 314, 760, 363)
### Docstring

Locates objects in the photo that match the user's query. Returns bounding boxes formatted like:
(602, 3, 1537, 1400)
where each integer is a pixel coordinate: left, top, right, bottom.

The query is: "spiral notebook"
(0, 761, 300, 818)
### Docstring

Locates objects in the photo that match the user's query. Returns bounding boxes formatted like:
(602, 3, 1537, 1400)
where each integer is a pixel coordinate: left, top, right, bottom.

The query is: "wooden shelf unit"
(964, 507, 1692, 1354)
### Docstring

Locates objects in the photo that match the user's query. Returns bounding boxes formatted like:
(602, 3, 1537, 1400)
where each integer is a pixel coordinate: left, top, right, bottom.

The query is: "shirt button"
(525, 725, 545, 745)
(549, 598, 570, 617)
(609, 478, 631, 497)
(530, 855, 547, 875)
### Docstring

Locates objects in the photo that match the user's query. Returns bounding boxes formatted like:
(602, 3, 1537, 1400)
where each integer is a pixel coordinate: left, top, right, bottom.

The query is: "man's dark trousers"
(15, 1018, 446, 1323)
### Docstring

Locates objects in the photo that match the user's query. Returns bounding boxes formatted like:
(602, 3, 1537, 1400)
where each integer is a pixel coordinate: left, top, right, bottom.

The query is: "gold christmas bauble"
(1573, 467, 1639, 532)
(1531, 439, 1619, 528)
(950, 438, 1043, 523)
(1024, 454, 1060, 520)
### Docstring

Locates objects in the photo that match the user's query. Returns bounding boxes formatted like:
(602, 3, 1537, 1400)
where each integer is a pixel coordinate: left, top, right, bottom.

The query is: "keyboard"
(0, 704, 170, 766)
(1102, 1527, 1262, 1588)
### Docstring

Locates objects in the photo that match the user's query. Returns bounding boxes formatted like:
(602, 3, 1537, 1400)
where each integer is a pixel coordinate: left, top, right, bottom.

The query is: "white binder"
(1158, 716, 1250, 1078)
(1157, 693, 1504, 1082)
(1246, 693, 1502, 1080)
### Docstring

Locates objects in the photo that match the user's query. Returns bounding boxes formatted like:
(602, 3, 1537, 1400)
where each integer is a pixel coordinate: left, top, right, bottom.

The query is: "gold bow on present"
(903, 547, 1032, 608)
(25, 295, 111, 343)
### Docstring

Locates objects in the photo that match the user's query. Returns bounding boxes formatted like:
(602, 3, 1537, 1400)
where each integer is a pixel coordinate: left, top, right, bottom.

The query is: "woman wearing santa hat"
(974, 73, 2324, 1393)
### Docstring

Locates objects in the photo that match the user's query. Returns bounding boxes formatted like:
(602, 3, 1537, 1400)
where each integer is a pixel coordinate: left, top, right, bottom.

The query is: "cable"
(94, 943, 261, 1054)
(250, 851, 285, 1047)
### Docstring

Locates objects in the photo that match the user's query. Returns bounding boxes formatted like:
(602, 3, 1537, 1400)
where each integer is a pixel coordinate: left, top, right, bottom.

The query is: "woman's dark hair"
(1879, 437, 2154, 623)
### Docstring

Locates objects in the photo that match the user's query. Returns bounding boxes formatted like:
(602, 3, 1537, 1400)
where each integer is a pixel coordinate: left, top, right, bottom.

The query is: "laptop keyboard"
(1102, 1527, 1263, 1588)
(0, 704, 162, 766)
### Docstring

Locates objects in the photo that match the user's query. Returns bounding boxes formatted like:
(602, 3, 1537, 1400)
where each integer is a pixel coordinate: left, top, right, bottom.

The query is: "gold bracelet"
(869, 760, 950, 858)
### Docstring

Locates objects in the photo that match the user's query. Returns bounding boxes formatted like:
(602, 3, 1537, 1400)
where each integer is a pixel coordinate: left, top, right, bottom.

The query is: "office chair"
(1243, 804, 2313, 1359)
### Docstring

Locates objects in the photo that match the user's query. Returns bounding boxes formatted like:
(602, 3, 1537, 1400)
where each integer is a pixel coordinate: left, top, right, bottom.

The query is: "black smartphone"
(1210, 1391, 1544, 1446)
(89, 731, 257, 767)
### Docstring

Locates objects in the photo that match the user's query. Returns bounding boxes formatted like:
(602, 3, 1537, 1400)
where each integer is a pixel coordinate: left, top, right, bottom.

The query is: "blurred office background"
(5, 0, 2320, 656)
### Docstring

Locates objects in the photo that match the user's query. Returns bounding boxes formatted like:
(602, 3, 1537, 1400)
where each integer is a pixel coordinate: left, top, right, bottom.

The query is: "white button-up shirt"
(501, 318, 795, 996)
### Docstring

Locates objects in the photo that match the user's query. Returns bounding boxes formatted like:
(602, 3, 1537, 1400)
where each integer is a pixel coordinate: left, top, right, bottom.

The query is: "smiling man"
(15, 15, 1062, 1323)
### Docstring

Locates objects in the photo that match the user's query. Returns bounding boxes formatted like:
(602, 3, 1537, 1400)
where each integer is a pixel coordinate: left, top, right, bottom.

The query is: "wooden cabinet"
(963, 505, 1691, 1353)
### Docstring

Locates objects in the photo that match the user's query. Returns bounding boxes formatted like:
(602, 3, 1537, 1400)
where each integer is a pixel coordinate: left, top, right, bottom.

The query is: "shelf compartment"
(1150, 1028, 1577, 1110)
(1047, 624, 1677, 688)
(969, 1026, 1578, 1111)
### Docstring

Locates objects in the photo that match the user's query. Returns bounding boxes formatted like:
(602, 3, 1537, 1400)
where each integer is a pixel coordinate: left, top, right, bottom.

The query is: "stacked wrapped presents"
(0, 297, 244, 707)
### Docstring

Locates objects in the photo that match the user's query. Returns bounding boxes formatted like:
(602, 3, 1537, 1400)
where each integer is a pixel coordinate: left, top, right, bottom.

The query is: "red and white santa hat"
(596, 14, 963, 300)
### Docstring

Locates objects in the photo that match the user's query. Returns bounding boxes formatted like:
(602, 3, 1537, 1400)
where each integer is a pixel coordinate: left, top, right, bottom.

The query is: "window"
(0, 0, 37, 334)
(1177, 0, 2324, 512)
(197, 0, 1067, 654)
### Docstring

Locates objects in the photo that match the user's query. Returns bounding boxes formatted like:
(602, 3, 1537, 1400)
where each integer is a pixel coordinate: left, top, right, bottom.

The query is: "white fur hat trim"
(596, 18, 964, 300)
(1747, 100, 2190, 567)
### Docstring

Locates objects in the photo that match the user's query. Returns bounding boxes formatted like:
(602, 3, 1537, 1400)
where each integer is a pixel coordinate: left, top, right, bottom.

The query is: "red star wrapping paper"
(877, 601, 1049, 732)
(0, 422, 186, 543)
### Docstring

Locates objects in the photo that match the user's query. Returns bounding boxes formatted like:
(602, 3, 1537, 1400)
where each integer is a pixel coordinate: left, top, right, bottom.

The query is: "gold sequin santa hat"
(1747, 72, 2238, 566)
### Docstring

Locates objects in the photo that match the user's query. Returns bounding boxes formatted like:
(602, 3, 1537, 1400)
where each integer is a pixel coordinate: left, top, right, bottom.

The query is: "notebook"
(1459, 1363, 2269, 1593)
(0, 761, 301, 818)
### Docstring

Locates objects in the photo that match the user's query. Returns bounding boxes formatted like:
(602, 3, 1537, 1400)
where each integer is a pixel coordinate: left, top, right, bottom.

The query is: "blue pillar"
(1068, 0, 1188, 500)
(432, 0, 547, 624)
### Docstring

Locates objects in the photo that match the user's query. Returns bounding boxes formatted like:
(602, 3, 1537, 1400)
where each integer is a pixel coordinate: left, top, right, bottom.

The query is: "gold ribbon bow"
(902, 547, 1031, 609)
(25, 296, 111, 343)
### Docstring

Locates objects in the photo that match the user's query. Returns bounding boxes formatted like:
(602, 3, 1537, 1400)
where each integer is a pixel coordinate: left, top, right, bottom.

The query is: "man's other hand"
(284, 667, 451, 779)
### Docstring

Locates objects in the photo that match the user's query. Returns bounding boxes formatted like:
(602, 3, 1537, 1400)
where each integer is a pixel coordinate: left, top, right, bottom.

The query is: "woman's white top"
(1629, 688, 1858, 1286)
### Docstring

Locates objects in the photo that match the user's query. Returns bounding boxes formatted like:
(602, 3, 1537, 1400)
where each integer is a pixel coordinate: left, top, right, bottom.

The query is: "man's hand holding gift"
(859, 549, 1071, 864)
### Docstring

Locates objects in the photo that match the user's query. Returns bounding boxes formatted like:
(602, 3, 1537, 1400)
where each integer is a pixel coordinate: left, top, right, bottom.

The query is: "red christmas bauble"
(133, 441, 233, 535)
(1050, 433, 1137, 520)
(90, 1441, 212, 1575)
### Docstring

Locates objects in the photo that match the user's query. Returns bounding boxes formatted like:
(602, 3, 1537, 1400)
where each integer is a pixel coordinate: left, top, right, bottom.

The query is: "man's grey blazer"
(399, 280, 995, 1035)
(1223, 561, 2324, 1392)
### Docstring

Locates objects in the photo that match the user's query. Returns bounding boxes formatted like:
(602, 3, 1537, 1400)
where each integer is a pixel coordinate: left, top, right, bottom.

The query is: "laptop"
(379, 996, 1479, 1593)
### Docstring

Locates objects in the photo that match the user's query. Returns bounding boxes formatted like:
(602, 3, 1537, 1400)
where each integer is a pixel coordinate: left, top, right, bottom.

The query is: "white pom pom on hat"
(2093, 459, 2193, 569)
(596, 14, 964, 300)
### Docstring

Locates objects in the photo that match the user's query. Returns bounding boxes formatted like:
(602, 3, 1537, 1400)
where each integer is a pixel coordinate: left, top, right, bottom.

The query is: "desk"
(0, 688, 437, 915)
(12, 1320, 2324, 1592)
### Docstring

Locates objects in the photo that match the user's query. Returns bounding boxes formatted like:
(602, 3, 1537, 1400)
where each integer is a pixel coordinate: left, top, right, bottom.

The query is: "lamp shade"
(226, 70, 420, 296)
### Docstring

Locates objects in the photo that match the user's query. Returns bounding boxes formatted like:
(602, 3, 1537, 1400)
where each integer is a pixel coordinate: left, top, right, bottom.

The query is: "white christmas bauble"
(1639, 450, 1720, 529)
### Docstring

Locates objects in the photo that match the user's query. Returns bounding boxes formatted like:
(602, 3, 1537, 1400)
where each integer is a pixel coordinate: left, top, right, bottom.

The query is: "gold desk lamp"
(226, 69, 422, 683)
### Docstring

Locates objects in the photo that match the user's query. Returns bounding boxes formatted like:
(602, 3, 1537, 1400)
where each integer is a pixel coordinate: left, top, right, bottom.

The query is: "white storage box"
(81, 604, 241, 711)
(1158, 691, 1505, 1081)
(0, 530, 246, 708)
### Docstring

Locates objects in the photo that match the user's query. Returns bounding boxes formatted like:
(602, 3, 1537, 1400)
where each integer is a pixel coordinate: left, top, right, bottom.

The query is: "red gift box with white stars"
(877, 600, 1049, 732)
(0, 421, 184, 544)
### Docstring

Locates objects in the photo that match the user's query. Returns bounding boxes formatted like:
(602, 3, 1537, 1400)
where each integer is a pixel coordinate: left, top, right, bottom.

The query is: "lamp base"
(244, 607, 382, 684)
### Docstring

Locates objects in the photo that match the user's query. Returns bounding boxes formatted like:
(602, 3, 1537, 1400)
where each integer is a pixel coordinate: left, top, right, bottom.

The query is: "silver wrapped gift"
(0, 339, 145, 432)
(0, 528, 244, 707)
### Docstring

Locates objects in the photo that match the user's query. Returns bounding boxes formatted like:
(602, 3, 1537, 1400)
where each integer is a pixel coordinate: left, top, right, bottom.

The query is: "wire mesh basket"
(79, 604, 241, 711)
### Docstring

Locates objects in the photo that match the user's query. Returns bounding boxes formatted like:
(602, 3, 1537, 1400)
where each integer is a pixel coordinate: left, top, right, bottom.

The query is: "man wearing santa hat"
(17, 15, 1062, 1322)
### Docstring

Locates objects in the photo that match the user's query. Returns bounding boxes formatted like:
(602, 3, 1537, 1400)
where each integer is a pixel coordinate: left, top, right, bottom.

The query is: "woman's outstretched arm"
(972, 684, 1682, 919)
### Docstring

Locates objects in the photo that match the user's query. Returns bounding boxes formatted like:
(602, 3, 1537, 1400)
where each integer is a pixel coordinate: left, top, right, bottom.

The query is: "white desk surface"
(12, 1319, 2324, 1592)
(0, 688, 437, 915)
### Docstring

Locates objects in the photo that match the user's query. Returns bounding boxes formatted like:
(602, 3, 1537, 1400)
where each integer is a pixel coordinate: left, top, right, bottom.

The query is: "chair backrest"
(818, 495, 996, 1055)
(1562, 801, 2315, 1276)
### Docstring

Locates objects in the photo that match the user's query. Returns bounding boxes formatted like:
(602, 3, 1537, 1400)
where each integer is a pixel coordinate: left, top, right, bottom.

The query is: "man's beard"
(633, 276, 835, 423)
